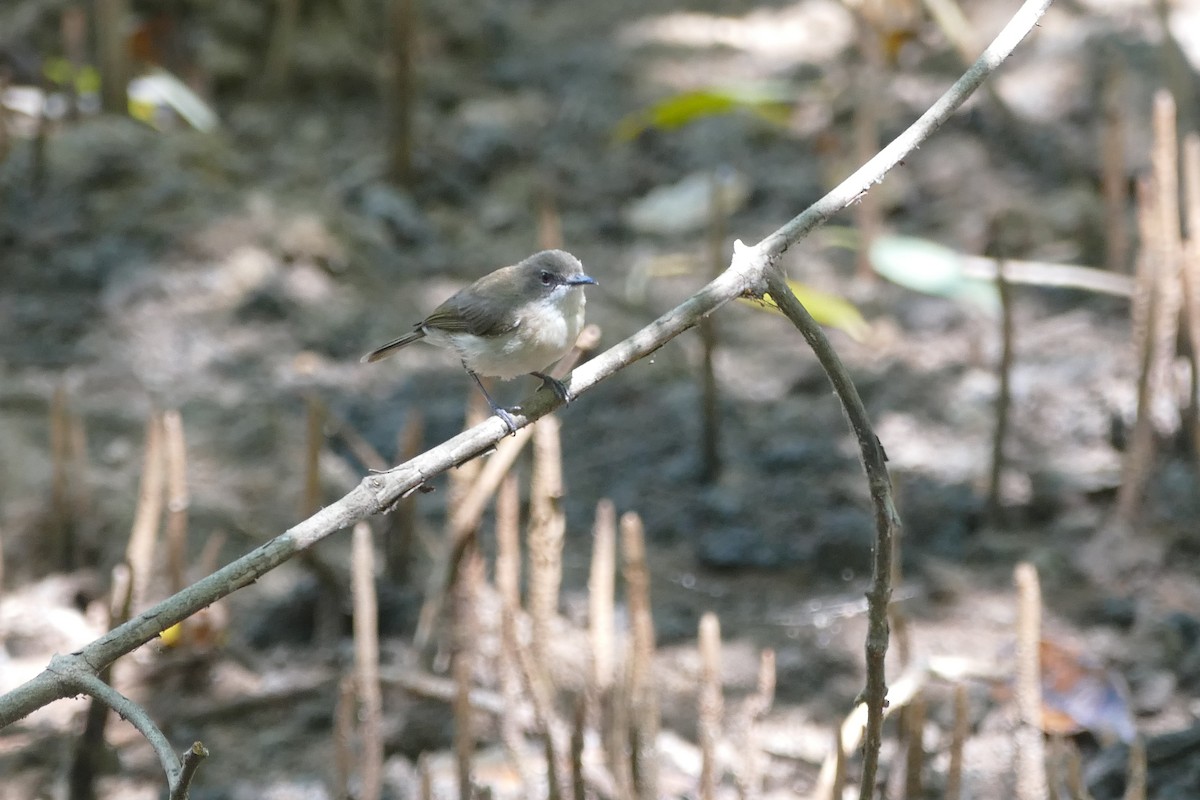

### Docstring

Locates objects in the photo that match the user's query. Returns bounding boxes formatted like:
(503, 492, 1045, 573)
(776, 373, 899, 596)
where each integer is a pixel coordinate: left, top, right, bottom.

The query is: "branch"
(171, 742, 209, 800)
(0, 15, 1051, 800)
(47, 656, 205, 795)
(761, 268, 898, 798)
(59, 665, 181, 783)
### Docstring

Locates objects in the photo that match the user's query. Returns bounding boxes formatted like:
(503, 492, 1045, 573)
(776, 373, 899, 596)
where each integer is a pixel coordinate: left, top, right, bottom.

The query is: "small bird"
(361, 249, 596, 433)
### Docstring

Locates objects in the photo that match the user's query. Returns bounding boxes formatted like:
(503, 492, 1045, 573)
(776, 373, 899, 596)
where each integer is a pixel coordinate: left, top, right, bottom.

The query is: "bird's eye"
(539, 270, 554, 285)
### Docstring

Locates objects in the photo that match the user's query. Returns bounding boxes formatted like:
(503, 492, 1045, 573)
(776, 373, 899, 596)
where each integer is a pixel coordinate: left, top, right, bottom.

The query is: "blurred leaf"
(744, 280, 870, 341)
(869, 235, 998, 312)
(76, 66, 101, 95)
(1039, 639, 1136, 744)
(42, 58, 74, 86)
(128, 68, 219, 131)
(42, 59, 101, 94)
(882, 28, 919, 63)
(158, 607, 227, 651)
(159, 621, 184, 648)
(615, 86, 790, 142)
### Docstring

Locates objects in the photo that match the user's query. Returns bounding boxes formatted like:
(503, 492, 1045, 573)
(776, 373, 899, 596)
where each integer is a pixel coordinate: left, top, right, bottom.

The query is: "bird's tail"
(360, 329, 425, 363)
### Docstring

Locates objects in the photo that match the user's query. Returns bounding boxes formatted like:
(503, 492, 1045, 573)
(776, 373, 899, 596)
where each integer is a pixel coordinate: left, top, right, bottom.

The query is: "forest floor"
(3, 0, 1200, 797)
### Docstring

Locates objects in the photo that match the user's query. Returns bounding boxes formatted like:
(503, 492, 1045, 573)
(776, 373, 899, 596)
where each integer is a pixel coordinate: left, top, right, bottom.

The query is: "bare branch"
(57, 665, 181, 788)
(171, 742, 209, 800)
(761, 267, 898, 798)
(352, 522, 384, 800)
(1014, 563, 1048, 800)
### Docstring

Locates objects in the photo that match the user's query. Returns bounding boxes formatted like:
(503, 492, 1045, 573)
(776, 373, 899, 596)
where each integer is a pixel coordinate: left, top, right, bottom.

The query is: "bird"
(361, 249, 596, 433)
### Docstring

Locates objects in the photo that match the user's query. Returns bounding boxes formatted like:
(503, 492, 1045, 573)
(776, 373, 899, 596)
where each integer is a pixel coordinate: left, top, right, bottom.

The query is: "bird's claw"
(532, 372, 571, 403)
(493, 406, 519, 436)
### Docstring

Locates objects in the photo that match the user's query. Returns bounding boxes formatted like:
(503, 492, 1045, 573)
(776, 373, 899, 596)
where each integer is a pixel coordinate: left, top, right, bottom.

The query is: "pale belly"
(428, 290, 586, 380)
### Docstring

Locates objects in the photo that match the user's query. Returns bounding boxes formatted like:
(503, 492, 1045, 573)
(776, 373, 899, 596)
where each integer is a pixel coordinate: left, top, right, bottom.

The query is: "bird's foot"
(492, 405, 519, 436)
(468, 368, 520, 435)
(532, 372, 570, 403)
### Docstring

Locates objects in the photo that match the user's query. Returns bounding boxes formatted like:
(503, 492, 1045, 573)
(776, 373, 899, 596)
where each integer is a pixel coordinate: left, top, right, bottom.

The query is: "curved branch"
(52, 657, 182, 784)
(762, 266, 898, 798)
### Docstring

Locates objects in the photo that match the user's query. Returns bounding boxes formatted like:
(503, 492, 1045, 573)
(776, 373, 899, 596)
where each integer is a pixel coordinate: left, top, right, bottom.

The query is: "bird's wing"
(423, 282, 520, 338)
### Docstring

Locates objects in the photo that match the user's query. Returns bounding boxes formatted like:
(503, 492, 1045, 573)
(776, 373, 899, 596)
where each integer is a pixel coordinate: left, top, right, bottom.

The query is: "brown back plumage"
(359, 250, 588, 364)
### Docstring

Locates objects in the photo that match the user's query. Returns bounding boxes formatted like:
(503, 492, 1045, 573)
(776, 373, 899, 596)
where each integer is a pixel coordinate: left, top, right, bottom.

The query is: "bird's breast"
(444, 289, 585, 380)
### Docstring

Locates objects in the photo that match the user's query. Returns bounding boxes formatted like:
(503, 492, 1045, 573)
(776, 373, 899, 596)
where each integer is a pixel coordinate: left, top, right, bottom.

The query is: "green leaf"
(744, 280, 870, 342)
(42, 58, 75, 87)
(41, 59, 101, 94)
(869, 235, 998, 312)
(614, 86, 790, 142)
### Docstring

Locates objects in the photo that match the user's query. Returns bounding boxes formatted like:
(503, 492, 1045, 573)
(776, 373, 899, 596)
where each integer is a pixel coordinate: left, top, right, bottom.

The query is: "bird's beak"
(568, 274, 597, 286)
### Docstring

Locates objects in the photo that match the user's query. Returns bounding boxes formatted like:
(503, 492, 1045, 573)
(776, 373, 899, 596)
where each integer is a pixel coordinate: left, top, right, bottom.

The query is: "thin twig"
(1179, 134, 1200, 472)
(734, 648, 775, 800)
(453, 548, 483, 800)
(507, 596, 571, 800)
(418, 753, 433, 800)
(528, 415, 565, 670)
(589, 499, 617, 700)
(380, 668, 510, 718)
(59, 669, 181, 787)
(1146, 91, 1183, 439)
(944, 683, 968, 800)
(385, 409, 425, 579)
(95, 0, 130, 113)
(50, 385, 74, 569)
(1048, 736, 1064, 800)
(761, 268, 898, 799)
(902, 689, 926, 799)
(1101, 57, 1130, 273)
(332, 675, 356, 800)
(68, 564, 132, 800)
(831, 724, 846, 800)
(386, 0, 416, 184)
(303, 395, 325, 518)
(571, 693, 586, 800)
(958, 256, 1134, 297)
(351, 522, 383, 800)
(1123, 736, 1146, 800)
(622, 512, 659, 800)
(698, 612, 723, 800)
(699, 172, 727, 482)
(852, 9, 883, 281)
(127, 411, 165, 612)
(1063, 739, 1093, 800)
(1117, 178, 1162, 523)
(170, 742, 209, 800)
(495, 473, 535, 795)
(163, 409, 189, 594)
(812, 665, 927, 800)
(412, 424, 533, 656)
(988, 254, 1015, 521)
(1014, 563, 1048, 800)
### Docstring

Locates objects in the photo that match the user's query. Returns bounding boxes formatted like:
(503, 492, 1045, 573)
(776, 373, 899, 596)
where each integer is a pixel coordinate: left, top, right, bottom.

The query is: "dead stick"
(1013, 563, 1047, 800)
